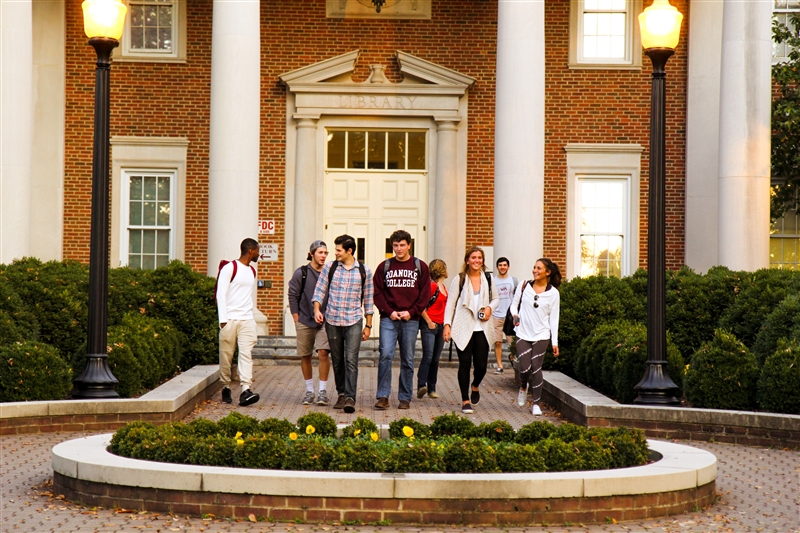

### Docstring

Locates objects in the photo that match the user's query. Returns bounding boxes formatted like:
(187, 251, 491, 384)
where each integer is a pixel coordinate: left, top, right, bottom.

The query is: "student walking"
(288, 240, 331, 406)
(216, 238, 261, 407)
(491, 256, 517, 374)
(510, 258, 561, 416)
(372, 230, 431, 410)
(417, 259, 448, 400)
(312, 235, 374, 414)
(443, 246, 499, 414)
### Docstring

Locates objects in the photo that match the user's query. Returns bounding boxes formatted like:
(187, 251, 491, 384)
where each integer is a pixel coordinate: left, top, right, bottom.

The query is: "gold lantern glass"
(82, 0, 127, 41)
(638, 0, 683, 50)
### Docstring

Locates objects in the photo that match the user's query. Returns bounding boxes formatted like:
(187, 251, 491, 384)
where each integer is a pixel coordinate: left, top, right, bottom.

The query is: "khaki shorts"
(492, 316, 506, 344)
(296, 322, 330, 357)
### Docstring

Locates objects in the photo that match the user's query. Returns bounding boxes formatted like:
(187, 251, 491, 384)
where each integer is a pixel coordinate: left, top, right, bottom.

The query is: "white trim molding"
(565, 143, 643, 279)
(116, 0, 187, 63)
(568, 0, 643, 70)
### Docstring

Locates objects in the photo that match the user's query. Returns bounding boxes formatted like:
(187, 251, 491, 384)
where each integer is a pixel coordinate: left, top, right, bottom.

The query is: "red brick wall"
(543, 0, 689, 272)
(63, 0, 691, 334)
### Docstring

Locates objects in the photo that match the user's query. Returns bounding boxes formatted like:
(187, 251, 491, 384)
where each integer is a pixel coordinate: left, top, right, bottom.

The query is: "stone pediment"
(279, 50, 475, 119)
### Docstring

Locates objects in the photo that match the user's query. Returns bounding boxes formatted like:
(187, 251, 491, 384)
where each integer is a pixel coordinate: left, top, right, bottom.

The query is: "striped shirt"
(311, 260, 374, 327)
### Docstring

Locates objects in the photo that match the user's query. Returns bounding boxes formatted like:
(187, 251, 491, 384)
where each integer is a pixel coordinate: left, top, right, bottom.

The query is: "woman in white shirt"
(510, 258, 561, 416)
(443, 246, 499, 414)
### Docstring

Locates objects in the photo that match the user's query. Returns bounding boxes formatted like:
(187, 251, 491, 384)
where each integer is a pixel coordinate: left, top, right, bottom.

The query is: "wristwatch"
(364, 325, 372, 329)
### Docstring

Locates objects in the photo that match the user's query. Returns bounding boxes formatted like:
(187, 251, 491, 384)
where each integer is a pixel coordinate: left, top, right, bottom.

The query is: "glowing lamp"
(82, 0, 127, 41)
(638, 0, 683, 50)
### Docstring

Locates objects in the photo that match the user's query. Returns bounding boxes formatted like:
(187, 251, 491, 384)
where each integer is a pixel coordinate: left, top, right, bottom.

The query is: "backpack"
(327, 260, 367, 304)
(383, 257, 422, 284)
(214, 260, 256, 302)
(457, 270, 493, 301)
(296, 264, 309, 305)
(427, 285, 440, 308)
(502, 280, 528, 336)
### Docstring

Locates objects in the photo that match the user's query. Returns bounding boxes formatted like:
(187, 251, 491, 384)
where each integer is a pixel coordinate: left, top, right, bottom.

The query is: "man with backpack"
(312, 234, 374, 414)
(216, 238, 260, 407)
(372, 230, 431, 410)
(491, 256, 518, 374)
(288, 240, 331, 406)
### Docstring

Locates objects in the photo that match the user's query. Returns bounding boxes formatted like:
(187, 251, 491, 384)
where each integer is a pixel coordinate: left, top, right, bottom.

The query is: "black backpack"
(327, 260, 367, 304)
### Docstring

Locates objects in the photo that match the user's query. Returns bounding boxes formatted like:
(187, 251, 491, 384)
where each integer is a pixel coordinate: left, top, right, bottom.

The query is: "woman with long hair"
(417, 259, 448, 400)
(443, 247, 499, 413)
(510, 258, 561, 416)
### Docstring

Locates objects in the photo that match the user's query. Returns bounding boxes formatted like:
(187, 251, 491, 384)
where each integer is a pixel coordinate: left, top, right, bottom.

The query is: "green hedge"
(0, 341, 72, 402)
(757, 339, 800, 414)
(684, 330, 759, 410)
(751, 293, 800, 364)
(110, 412, 650, 474)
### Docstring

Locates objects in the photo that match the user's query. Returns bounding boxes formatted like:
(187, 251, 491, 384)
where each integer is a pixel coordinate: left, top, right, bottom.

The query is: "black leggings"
(456, 331, 489, 401)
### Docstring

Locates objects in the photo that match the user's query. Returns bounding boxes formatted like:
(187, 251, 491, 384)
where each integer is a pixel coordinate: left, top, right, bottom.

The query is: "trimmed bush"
(752, 293, 800, 364)
(389, 417, 431, 440)
(0, 341, 72, 402)
(387, 441, 445, 473)
(443, 438, 498, 473)
(495, 443, 546, 473)
(429, 412, 476, 438)
(107, 267, 151, 326)
(719, 268, 800, 348)
(218, 412, 261, 438)
(188, 435, 237, 467)
(328, 440, 385, 472)
(476, 420, 516, 443)
(152, 428, 196, 464)
(685, 330, 758, 410)
(555, 275, 645, 375)
(538, 438, 582, 472)
(296, 412, 337, 438)
(574, 439, 613, 470)
(515, 421, 554, 445)
(235, 435, 288, 469)
(283, 438, 334, 471)
(0, 278, 39, 346)
(340, 417, 379, 440)
(757, 339, 800, 414)
(550, 423, 588, 443)
(109, 421, 157, 456)
(184, 418, 219, 438)
(259, 418, 298, 437)
(592, 427, 650, 469)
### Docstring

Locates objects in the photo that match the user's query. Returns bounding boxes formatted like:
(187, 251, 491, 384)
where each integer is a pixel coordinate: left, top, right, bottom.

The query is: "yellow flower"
(234, 431, 242, 440)
(289, 432, 298, 441)
(370, 432, 379, 442)
(306, 425, 316, 435)
(684, 364, 690, 374)
(402, 426, 414, 437)
(236, 438, 244, 446)
(354, 429, 361, 436)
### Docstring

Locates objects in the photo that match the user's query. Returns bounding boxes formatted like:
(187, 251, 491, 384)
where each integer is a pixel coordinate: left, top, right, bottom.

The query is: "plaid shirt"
(311, 260, 374, 327)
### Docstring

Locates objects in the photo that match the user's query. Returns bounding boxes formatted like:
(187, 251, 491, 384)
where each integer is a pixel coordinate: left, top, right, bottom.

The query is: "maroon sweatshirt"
(372, 257, 431, 320)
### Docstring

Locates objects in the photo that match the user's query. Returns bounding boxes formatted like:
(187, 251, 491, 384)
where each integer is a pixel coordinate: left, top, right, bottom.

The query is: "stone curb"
(51, 434, 715, 499)
(0, 365, 219, 420)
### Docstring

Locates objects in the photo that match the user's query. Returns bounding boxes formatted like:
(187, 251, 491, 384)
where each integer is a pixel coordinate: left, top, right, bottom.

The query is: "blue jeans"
(325, 320, 362, 400)
(376, 317, 419, 402)
(418, 322, 444, 392)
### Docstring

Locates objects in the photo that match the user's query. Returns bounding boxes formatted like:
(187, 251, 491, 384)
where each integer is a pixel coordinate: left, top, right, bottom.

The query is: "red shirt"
(426, 281, 447, 324)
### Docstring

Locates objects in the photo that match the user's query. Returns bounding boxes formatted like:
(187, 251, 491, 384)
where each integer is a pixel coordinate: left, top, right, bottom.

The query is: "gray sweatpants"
(516, 338, 549, 403)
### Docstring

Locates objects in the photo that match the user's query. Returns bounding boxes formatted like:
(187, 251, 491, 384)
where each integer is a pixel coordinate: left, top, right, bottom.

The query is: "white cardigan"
(444, 272, 499, 350)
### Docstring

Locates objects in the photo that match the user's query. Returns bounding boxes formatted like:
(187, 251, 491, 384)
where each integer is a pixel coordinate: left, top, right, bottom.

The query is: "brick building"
(0, 0, 787, 335)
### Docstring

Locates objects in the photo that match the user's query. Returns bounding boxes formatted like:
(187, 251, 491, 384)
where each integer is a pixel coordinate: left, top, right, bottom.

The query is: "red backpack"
(213, 260, 256, 301)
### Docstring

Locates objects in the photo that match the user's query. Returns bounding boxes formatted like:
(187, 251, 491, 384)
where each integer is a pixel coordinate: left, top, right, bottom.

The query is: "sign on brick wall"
(259, 243, 278, 261)
(258, 220, 275, 234)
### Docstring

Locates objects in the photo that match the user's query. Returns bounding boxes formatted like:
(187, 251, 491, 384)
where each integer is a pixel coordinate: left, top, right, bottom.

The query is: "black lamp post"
(72, 0, 127, 399)
(634, 0, 683, 405)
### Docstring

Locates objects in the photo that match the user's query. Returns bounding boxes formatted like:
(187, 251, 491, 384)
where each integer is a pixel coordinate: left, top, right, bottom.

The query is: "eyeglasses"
(533, 294, 539, 308)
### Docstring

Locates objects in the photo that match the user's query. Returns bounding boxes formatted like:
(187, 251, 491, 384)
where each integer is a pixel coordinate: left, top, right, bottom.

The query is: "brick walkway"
(2, 367, 799, 533)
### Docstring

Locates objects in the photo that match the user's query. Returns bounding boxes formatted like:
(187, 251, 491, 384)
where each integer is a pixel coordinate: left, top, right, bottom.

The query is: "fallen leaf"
(249, 513, 257, 522)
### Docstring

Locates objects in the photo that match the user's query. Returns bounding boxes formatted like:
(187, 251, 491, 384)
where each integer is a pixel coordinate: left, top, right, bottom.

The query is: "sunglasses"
(533, 294, 539, 308)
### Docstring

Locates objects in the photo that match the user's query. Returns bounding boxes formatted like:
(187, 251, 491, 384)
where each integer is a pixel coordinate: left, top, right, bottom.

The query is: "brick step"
(253, 336, 512, 368)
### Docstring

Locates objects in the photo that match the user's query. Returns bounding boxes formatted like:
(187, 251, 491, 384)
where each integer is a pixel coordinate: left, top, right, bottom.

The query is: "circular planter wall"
(52, 435, 716, 525)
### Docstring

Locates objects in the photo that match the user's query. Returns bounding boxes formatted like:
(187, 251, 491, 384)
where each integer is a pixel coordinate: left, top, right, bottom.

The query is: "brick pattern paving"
(2, 366, 799, 533)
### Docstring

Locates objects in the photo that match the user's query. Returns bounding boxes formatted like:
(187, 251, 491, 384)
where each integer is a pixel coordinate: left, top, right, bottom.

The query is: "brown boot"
(374, 397, 389, 410)
(333, 394, 346, 409)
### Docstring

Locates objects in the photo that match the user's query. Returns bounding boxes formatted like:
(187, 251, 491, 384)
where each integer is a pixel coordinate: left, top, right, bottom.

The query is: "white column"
(493, 0, 545, 275)
(207, 0, 260, 274)
(684, 0, 722, 273)
(292, 117, 318, 269)
(434, 119, 460, 274)
(717, 0, 772, 271)
(0, 0, 34, 263)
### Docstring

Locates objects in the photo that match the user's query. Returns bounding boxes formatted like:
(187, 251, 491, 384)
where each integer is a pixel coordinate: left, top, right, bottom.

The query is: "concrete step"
(253, 335, 512, 368)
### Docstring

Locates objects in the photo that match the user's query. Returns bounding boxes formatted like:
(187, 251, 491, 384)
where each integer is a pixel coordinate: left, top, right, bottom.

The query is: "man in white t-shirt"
(216, 238, 260, 407)
(491, 257, 517, 375)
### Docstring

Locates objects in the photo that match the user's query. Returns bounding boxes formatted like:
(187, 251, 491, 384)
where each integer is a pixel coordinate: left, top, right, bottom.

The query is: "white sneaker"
(532, 404, 542, 416)
(517, 388, 527, 407)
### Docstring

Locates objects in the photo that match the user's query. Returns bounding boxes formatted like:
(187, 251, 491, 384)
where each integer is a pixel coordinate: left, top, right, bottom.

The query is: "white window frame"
(110, 137, 188, 267)
(565, 143, 643, 279)
(117, 0, 187, 63)
(569, 0, 643, 69)
(773, 1, 800, 63)
(576, 176, 630, 278)
(120, 169, 177, 269)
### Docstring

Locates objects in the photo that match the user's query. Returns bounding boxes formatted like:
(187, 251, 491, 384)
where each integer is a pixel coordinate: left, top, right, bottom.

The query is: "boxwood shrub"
(0, 341, 72, 402)
(0, 277, 39, 346)
(751, 293, 800, 364)
(296, 412, 337, 438)
(757, 339, 800, 414)
(684, 329, 759, 410)
(109, 414, 650, 474)
(340, 417, 379, 440)
(476, 420, 515, 443)
(389, 417, 431, 440)
(429, 412, 476, 438)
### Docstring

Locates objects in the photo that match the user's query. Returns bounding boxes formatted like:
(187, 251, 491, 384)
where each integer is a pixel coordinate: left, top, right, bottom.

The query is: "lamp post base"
(634, 360, 680, 405)
(73, 354, 119, 399)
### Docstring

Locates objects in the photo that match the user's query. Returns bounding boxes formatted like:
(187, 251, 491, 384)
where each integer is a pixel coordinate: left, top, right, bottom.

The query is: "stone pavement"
(2, 366, 799, 533)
